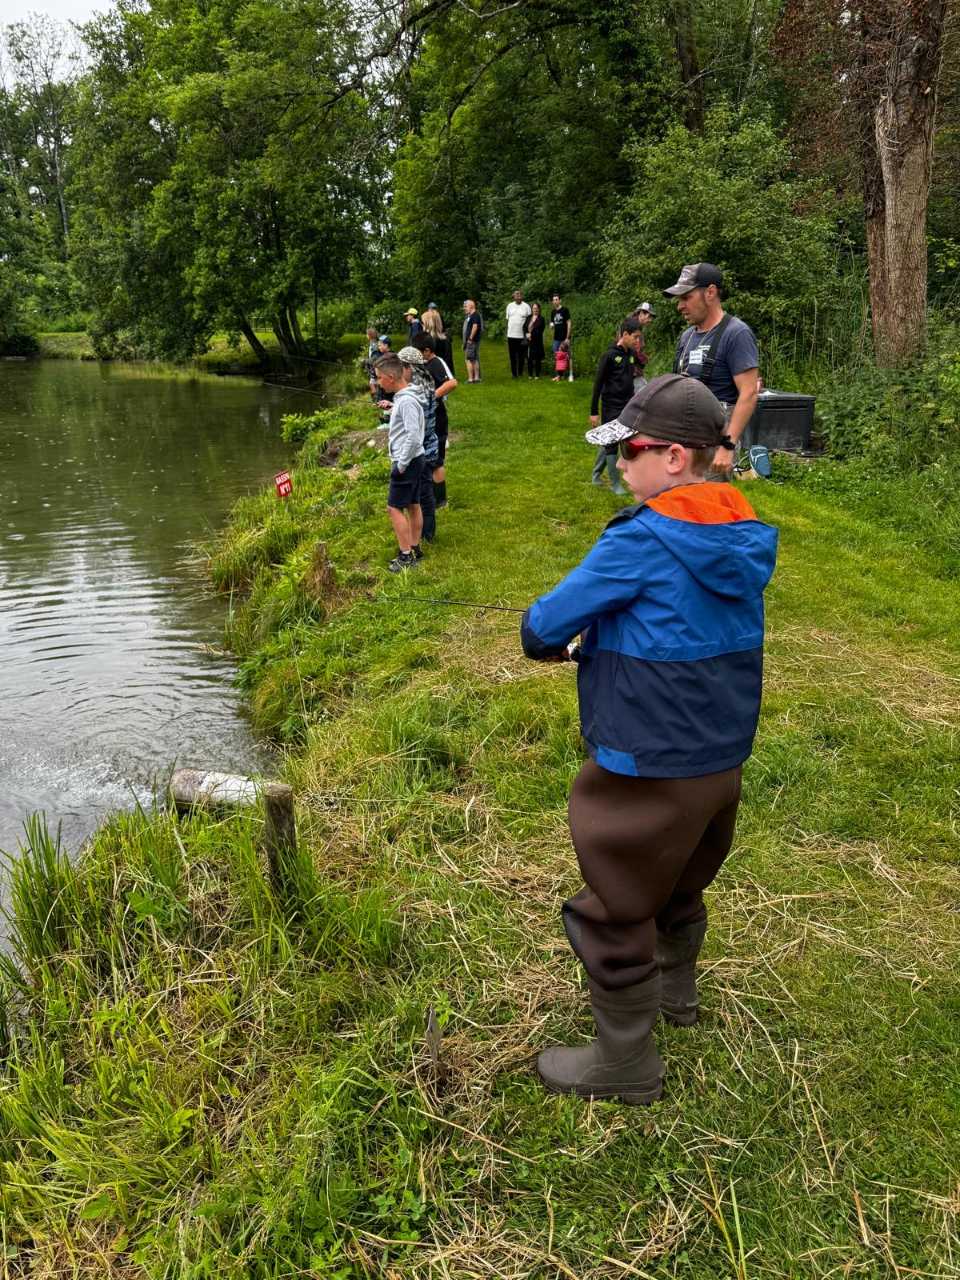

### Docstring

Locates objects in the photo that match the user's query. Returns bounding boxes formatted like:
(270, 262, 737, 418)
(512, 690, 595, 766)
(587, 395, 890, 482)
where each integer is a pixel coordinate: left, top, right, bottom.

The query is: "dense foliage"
(389, 13, 672, 305)
(0, 17, 81, 351)
(66, 0, 376, 360)
(2, 4, 960, 1270)
(601, 111, 854, 346)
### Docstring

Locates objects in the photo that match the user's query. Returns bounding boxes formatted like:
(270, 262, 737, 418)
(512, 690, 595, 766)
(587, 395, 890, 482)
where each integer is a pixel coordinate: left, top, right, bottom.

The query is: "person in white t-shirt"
(505, 290, 532, 379)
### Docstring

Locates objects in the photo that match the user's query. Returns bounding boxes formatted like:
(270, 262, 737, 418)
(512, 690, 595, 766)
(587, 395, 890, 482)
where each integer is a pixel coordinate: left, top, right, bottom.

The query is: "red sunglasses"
(616, 437, 672, 460)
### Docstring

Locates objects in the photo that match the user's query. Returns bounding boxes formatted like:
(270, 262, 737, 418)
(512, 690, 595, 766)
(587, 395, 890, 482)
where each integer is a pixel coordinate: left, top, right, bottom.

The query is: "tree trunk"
(668, 0, 705, 133)
(238, 315, 269, 364)
(861, 1, 947, 366)
(272, 314, 294, 358)
(271, 322, 287, 356)
(52, 136, 69, 252)
(288, 304, 307, 355)
(738, 0, 760, 106)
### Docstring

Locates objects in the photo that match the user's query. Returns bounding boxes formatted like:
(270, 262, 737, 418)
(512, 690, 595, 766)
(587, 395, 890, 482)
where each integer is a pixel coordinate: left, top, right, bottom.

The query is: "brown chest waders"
(563, 759, 742, 993)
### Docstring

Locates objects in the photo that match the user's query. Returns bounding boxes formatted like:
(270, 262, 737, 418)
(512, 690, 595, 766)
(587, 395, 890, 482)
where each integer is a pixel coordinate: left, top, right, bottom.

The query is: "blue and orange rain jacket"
(521, 483, 778, 778)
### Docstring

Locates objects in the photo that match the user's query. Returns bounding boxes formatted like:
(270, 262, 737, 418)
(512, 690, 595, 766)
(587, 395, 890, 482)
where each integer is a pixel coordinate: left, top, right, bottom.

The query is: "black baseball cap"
(663, 263, 724, 297)
(585, 374, 729, 448)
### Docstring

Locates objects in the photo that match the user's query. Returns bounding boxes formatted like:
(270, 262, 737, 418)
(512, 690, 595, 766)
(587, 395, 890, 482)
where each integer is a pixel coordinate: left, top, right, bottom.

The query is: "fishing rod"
(261, 380, 327, 397)
(371, 593, 581, 658)
(374, 593, 524, 614)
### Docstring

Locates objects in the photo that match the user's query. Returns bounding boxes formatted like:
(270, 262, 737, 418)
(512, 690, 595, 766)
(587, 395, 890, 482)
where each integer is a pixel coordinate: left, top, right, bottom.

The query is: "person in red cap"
(664, 263, 759, 474)
(521, 374, 777, 1104)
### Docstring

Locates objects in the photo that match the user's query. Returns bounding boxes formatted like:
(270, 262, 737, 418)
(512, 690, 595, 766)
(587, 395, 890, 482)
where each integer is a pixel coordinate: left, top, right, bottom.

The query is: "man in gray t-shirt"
(665, 263, 759, 472)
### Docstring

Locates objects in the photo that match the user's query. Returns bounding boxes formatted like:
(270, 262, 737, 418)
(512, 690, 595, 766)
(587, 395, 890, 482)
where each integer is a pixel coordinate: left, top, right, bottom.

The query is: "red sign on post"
(275, 469, 293, 499)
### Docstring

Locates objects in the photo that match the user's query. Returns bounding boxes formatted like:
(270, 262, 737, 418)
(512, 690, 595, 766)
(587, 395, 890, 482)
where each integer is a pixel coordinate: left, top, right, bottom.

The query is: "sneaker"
(388, 550, 417, 573)
(552, 376, 561, 382)
(412, 543, 425, 559)
(748, 445, 773, 478)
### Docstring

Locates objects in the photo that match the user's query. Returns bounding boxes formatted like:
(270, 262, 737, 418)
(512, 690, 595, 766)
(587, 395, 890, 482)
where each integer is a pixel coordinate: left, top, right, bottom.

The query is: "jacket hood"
(643, 483, 777, 601)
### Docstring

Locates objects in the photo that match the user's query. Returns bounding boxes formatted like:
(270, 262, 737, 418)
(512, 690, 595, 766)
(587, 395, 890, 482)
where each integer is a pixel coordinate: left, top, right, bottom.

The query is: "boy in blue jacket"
(521, 374, 778, 1104)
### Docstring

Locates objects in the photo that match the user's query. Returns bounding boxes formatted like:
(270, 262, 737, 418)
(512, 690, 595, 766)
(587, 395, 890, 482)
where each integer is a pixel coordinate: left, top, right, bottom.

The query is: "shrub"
(599, 107, 855, 364)
(280, 400, 369, 445)
(0, 331, 40, 357)
(814, 320, 960, 463)
(311, 298, 367, 359)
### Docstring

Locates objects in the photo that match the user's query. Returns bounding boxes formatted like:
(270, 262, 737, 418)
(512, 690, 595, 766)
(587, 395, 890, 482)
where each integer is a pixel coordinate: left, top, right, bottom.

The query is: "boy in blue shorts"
(375, 354, 425, 573)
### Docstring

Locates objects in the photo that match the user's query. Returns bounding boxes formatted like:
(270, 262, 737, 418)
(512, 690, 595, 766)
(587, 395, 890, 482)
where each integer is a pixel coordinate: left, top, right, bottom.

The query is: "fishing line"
(372, 594, 524, 614)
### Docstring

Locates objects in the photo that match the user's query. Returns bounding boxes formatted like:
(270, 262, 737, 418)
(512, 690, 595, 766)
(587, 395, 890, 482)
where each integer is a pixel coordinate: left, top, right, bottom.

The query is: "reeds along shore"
(1, 346, 959, 1276)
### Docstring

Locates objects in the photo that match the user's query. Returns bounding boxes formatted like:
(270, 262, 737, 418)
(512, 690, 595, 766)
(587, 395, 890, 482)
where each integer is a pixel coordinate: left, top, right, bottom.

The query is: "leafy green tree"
(71, 0, 376, 361)
(600, 108, 849, 350)
(390, 11, 673, 309)
(0, 186, 37, 346)
(776, 0, 950, 364)
(0, 17, 81, 334)
(388, 0, 797, 317)
(3, 16, 77, 255)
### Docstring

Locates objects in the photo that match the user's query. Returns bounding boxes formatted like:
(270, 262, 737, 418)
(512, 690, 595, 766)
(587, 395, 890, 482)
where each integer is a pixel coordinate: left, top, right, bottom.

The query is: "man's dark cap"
(585, 373, 729, 448)
(663, 263, 724, 297)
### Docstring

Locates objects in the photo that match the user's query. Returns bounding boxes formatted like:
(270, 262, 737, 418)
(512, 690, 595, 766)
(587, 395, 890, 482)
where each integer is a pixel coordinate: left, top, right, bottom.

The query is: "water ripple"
(0, 360, 290, 857)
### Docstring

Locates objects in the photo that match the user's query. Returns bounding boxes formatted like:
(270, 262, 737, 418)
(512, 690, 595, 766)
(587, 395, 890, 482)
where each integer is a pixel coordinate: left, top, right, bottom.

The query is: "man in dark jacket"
(521, 374, 777, 1104)
(589, 316, 643, 494)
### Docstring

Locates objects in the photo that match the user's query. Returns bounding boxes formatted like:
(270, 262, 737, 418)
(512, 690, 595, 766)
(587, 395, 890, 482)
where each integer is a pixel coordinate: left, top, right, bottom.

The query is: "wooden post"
(262, 781, 297, 895)
(169, 768, 297, 897)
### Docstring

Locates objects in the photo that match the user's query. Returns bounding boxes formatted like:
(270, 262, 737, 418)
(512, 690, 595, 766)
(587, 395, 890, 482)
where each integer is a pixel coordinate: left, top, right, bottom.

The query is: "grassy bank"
(1, 345, 959, 1278)
(37, 331, 97, 359)
(37, 330, 363, 373)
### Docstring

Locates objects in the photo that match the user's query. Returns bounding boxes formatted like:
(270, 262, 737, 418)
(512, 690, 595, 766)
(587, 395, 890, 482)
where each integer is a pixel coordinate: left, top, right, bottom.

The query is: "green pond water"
(0, 358, 299, 862)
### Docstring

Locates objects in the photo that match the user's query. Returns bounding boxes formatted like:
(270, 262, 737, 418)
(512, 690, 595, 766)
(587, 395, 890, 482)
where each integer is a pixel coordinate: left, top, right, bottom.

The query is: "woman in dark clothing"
(526, 303, 546, 379)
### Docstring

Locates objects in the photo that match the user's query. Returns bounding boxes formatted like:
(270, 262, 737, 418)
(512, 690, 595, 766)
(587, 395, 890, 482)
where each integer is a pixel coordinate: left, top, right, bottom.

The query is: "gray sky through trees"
(4, 1, 98, 26)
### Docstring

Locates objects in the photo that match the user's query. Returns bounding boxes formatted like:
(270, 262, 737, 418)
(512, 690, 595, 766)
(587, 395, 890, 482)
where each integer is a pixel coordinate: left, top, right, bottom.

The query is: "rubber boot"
(537, 973, 664, 1105)
(656, 918, 707, 1026)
